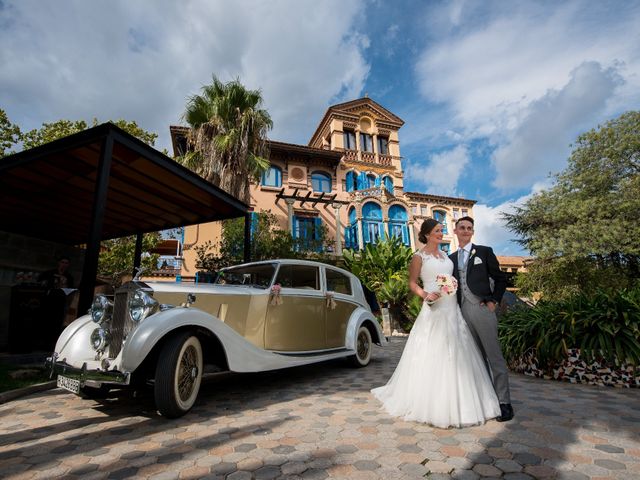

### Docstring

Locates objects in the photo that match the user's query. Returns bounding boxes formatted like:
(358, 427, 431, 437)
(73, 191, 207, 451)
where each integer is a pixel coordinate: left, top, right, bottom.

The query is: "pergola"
(0, 123, 249, 313)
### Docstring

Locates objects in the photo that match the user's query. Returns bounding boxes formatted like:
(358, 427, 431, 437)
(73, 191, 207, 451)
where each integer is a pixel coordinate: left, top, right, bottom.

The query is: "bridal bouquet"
(436, 274, 458, 296)
(426, 274, 458, 304)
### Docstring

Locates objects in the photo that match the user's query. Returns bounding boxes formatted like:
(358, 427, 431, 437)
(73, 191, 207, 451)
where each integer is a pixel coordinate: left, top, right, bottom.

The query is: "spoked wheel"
(350, 325, 372, 367)
(154, 333, 203, 418)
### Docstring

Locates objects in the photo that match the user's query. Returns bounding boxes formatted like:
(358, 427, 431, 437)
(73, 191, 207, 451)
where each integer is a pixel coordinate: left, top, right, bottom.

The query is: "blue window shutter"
(292, 216, 299, 239)
(384, 176, 394, 193)
(374, 176, 381, 187)
(401, 225, 409, 245)
(250, 212, 258, 240)
(363, 222, 370, 243)
(357, 172, 367, 190)
(314, 217, 322, 251)
(346, 171, 354, 192)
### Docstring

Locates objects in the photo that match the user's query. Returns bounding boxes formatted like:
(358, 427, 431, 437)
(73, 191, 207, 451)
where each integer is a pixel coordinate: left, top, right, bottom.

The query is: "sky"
(2, 0, 639, 255)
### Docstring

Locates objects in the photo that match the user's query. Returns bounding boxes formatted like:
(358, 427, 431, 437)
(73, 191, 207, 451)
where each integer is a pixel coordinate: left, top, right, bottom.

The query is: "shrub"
(499, 285, 640, 368)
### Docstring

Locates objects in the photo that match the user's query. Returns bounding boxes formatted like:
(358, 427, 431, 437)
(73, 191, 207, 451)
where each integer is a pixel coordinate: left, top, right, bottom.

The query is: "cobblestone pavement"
(1, 337, 639, 479)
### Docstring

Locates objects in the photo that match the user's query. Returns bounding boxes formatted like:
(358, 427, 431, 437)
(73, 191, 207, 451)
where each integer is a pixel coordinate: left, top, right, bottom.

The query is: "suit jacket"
(449, 244, 507, 305)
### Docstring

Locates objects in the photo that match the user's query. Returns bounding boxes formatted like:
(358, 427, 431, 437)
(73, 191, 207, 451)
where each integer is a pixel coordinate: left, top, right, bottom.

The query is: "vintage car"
(47, 259, 386, 418)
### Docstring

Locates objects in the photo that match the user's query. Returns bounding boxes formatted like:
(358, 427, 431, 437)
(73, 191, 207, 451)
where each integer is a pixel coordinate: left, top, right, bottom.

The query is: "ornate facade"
(172, 98, 475, 278)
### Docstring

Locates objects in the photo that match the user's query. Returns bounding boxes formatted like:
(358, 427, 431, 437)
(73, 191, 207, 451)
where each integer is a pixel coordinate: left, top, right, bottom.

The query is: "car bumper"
(46, 354, 131, 390)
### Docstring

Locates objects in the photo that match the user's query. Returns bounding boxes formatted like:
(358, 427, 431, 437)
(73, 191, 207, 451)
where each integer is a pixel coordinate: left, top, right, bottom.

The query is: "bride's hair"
(418, 218, 440, 244)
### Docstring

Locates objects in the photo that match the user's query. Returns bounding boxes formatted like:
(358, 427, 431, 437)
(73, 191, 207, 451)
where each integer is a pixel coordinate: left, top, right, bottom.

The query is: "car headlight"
(90, 328, 110, 351)
(91, 294, 113, 325)
(128, 289, 159, 323)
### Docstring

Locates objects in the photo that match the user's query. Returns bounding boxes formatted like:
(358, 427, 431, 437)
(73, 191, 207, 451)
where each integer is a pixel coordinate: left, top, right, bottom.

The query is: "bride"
(372, 218, 500, 428)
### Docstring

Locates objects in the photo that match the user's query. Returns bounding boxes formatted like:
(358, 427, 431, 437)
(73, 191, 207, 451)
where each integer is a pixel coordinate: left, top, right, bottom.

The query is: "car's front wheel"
(154, 332, 203, 418)
(350, 325, 372, 367)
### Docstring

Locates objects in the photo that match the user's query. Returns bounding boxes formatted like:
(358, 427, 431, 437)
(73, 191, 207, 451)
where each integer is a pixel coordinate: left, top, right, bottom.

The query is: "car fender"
(345, 307, 387, 350)
(54, 314, 99, 362)
(119, 307, 227, 372)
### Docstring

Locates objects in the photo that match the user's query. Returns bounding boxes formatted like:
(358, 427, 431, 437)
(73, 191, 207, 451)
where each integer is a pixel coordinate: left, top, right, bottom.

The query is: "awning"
(0, 122, 249, 311)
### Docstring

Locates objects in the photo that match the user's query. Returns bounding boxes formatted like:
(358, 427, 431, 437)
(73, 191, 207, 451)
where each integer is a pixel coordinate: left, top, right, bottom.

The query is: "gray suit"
(451, 245, 511, 404)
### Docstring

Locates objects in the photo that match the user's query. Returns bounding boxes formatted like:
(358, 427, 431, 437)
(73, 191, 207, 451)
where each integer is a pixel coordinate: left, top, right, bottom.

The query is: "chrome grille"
(109, 290, 130, 357)
(107, 280, 154, 358)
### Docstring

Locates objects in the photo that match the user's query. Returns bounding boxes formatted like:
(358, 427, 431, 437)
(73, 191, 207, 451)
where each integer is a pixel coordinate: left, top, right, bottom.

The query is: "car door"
(324, 267, 358, 349)
(264, 264, 326, 351)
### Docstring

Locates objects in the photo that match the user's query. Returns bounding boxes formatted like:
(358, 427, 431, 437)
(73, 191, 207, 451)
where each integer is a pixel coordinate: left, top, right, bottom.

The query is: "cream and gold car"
(47, 259, 386, 418)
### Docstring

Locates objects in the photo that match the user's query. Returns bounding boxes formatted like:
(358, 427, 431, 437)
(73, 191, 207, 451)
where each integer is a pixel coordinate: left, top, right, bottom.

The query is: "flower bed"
(510, 348, 640, 388)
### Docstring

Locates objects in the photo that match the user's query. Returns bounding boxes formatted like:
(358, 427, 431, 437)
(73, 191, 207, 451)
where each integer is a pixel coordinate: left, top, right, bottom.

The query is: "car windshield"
(215, 263, 276, 289)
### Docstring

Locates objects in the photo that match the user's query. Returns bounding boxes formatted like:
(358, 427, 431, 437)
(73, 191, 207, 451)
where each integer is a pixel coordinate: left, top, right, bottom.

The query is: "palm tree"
(179, 76, 273, 202)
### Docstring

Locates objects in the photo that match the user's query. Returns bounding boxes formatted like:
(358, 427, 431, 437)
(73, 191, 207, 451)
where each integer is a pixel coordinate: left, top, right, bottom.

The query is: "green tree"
(20, 118, 157, 149)
(193, 211, 332, 271)
(20, 119, 89, 149)
(97, 233, 161, 287)
(0, 108, 22, 158)
(504, 111, 640, 298)
(179, 75, 273, 202)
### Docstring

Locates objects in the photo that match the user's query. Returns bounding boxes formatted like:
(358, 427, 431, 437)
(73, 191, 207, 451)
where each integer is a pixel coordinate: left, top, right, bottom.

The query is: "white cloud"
(404, 145, 470, 196)
(492, 61, 621, 189)
(0, 0, 369, 151)
(472, 193, 532, 256)
(412, 1, 640, 190)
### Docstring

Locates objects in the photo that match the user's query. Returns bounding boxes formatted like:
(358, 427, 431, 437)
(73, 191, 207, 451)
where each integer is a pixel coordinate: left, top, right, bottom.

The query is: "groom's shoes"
(497, 403, 514, 422)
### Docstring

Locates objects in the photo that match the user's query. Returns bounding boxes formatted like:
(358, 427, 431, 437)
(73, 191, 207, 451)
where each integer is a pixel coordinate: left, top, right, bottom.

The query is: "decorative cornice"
(268, 140, 342, 162)
(405, 191, 476, 206)
(309, 97, 404, 147)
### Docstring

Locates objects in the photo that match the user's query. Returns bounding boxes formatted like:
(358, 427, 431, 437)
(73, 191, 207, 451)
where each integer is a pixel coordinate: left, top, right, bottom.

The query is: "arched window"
(433, 210, 448, 234)
(388, 205, 410, 246)
(311, 171, 332, 193)
(362, 202, 383, 245)
(382, 175, 394, 194)
(261, 165, 282, 187)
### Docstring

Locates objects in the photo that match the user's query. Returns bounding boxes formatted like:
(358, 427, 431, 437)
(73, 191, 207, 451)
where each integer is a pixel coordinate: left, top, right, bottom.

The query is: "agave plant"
(377, 274, 409, 308)
(342, 235, 413, 293)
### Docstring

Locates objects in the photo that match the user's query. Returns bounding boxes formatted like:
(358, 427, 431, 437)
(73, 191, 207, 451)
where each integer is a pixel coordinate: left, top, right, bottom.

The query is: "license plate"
(57, 375, 80, 394)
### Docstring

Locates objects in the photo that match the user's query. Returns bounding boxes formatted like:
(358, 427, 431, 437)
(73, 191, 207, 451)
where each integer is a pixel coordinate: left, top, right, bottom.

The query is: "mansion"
(171, 98, 475, 277)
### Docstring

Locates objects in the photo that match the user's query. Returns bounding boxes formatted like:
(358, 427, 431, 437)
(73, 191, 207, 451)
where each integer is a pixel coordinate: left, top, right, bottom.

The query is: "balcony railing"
(342, 149, 397, 167)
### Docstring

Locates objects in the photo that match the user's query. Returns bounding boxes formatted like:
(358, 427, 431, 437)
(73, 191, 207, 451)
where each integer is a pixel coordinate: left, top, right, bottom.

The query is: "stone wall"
(0, 231, 83, 351)
(510, 348, 640, 388)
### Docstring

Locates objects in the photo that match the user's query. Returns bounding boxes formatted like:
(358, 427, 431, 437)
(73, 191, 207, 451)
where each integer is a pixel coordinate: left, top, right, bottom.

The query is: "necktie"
(458, 249, 467, 268)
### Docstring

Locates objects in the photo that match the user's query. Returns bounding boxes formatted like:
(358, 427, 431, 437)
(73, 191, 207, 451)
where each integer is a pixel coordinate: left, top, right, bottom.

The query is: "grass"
(0, 362, 52, 394)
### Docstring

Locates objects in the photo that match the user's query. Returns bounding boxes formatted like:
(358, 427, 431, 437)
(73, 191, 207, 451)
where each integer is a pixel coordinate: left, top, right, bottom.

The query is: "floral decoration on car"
(270, 283, 283, 305)
(326, 291, 336, 310)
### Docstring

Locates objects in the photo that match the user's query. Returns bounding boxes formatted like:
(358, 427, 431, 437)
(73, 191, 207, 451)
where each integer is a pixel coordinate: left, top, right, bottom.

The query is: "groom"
(450, 216, 514, 422)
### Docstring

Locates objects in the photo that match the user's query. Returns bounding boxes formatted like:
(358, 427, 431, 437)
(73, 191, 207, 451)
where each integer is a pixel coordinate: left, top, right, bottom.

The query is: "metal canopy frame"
(1, 123, 249, 313)
(274, 188, 341, 208)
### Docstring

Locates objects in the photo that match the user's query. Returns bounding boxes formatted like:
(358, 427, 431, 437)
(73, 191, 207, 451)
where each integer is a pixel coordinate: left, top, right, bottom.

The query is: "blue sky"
(2, 0, 639, 255)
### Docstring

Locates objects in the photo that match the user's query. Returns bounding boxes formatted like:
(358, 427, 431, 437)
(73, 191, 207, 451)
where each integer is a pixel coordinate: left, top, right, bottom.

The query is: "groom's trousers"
(458, 266, 511, 403)
(460, 300, 511, 403)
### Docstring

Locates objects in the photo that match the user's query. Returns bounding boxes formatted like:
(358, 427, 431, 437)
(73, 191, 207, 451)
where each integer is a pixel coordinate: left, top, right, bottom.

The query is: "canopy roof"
(1, 122, 248, 312)
(0, 123, 248, 244)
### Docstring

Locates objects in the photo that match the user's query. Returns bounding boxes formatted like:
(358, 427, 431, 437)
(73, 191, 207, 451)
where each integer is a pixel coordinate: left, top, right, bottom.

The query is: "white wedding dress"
(372, 251, 501, 428)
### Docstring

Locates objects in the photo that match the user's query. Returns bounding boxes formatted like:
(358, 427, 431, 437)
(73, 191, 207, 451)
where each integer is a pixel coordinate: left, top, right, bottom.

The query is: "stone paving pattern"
(1, 337, 639, 479)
